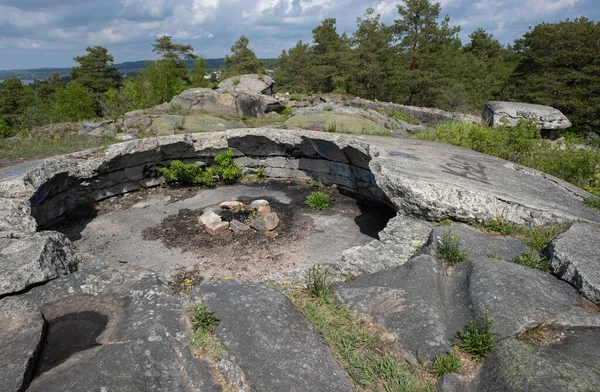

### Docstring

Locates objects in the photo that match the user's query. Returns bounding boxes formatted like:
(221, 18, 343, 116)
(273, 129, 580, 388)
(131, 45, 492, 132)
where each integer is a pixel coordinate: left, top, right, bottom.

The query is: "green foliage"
(437, 229, 467, 264)
(584, 198, 600, 210)
(53, 82, 96, 122)
(510, 250, 550, 271)
(232, 78, 240, 86)
(435, 219, 453, 227)
(0, 120, 15, 139)
(326, 122, 337, 133)
(482, 220, 572, 252)
(413, 121, 600, 197)
(431, 352, 462, 376)
(191, 304, 220, 333)
(455, 310, 496, 360)
(305, 191, 330, 210)
(305, 264, 332, 302)
(281, 105, 293, 116)
(213, 150, 242, 182)
(257, 166, 266, 178)
(289, 93, 303, 101)
(158, 160, 214, 186)
(222, 35, 264, 79)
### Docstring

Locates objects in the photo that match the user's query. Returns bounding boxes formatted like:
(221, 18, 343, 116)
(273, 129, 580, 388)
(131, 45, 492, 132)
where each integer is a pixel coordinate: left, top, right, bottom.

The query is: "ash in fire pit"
(220, 209, 251, 222)
(35, 311, 108, 377)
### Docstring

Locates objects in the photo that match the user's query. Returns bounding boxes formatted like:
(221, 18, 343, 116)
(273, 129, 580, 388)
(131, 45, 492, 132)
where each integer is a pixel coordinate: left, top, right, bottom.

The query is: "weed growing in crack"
(305, 191, 330, 210)
(437, 230, 467, 264)
(257, 166, 266, 178)
(191, 304, 220, 333)
(455, 310, 496, 360)
(305, 264, 332, 302)
(435, 219, 453, 227)
(482, 221, 572, 252)
(189, 304, 224, 362)
(430, 351, 462, 376)
(510, 249, 550, 271)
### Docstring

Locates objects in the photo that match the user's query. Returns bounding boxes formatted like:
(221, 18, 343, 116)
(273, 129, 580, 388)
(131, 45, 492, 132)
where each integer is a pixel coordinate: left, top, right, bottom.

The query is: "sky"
(0, 0, 598, 70)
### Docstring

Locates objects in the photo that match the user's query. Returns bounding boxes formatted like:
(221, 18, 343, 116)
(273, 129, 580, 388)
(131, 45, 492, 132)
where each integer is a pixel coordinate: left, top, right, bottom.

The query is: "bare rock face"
(547, 223, 600, 305)
(483, 101, 572, 137)
(0, 232, 79, 297)
(218, 74, 274, 96)
(79, 120, 117, 137)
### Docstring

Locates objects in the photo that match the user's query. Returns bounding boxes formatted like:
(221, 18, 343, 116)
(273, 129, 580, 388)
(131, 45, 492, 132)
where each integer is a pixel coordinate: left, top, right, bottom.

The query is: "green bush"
(437, 230, 467, 264)
(0, 120, 15, 139)
(305, 264, 332, 302)
(158, 160, 214, 186)
(191, 304, 220, 333)
(455, 310, 496, 360)
(431, 352, 462, 376)
(281, 105, 293, 116)
(213, 149, 242, 182)
(257, 166, 266, 178)
(584, 198, 600, 210)
(305, 191, 330, 210)
(412, 120, 600, 197)
(289, 93, 302, 101)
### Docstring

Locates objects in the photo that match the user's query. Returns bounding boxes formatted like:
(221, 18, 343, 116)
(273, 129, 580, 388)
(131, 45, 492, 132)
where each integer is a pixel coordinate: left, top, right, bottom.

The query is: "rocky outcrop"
(218, 74, 275, 96)
(483, 101, 572, 139)
(191, 281, 352, 391)
(0, 267, 217, 392)
(547, 223, 600, 305)
(0, 231, 79, 297)
(79, 120, 117, 137)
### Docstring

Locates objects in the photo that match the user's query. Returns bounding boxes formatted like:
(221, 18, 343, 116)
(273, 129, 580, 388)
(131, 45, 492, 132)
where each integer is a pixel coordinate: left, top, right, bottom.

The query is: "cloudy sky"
(0, 0, 598, 70)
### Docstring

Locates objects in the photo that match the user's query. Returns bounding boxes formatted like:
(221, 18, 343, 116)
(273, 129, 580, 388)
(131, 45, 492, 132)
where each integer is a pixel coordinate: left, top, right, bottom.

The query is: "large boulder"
(191, 281, 352, 392)
(79, 120, 117, 137)
(170, 88, 239, 116)
(547, 223, 600, 305)
(483, 101, 572, 139)
(0, 267, 217, 392)
(0, 231, 79, 297)
(218, 74, 275, 96)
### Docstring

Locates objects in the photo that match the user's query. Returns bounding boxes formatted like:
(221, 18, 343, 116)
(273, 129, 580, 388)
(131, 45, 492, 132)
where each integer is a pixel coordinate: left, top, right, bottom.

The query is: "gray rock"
(198, 210, 221, 225)
(79, 120, 116, 137)
(249, 199, 269, 209)
(336, 255, 600, 363)
(229, 219, 250, 233)
(124, 116, 152, 130)
(547, 223, 600, 305)
(170, 88, 239, 117)
(249, 212, 279, 231)
(191, 281, 352, 392)
(218, 74, 274, 96)
(115, 133, 135, 141)
(203, 205, 223, 215)
(483, 101, 572, 132)
(422, 224, 532, 262)
(0, 231, 79, 297)
(333, 214, 432, 276)
(0, 267, 217, 392)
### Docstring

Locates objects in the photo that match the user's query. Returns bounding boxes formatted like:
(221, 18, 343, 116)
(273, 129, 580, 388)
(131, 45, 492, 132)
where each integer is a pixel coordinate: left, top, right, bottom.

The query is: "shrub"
(437, 230, 467, 264)
(305, 264, 332, 302)
(305, 191, 330, 210)
(158, 160, 214, 186)
(191, 304, 220, 333)
(281, 105, 292, 116)
(289, 93, 302, 101)
(455, 310, 495, 360)
(0, 120, 15, 139)
(431, 352, 462, 376)
(213, 149, 242, 182)
(257, 166, 266, 178)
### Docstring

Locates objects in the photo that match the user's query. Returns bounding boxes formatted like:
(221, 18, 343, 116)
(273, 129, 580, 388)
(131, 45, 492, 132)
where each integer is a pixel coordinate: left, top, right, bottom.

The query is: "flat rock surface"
(0, 266, 217, 392)
(484, 101, 572, 129)
(547, 223, 600, 304)
(0, 231, 79, 297)
(423, 224, 531, 262)
(336, 255, 600, 362)
(191, 281, 353, 392)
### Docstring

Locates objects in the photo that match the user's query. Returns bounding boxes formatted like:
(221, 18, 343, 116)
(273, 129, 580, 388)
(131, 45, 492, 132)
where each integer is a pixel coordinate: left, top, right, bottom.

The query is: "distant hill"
(0, 58, 278, 81)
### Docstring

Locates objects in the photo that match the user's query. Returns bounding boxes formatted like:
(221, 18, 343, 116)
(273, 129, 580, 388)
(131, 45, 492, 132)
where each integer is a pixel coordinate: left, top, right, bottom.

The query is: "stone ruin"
(0, 128, 599, 391)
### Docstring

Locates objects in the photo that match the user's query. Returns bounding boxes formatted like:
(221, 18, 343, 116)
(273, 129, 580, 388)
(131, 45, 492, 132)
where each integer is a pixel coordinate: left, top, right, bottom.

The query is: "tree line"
(1, 0, 598, 139)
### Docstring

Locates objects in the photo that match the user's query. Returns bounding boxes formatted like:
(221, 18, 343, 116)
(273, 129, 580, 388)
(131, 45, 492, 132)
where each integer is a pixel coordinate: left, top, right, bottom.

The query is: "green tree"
(508, 17, 600, 136)
(71, 46, 121, 114)
(311, 18, 351, 93)
(350, 8, 394, 100)
(53, 82, 96, 122)
(0, 77, 34, 130)
(274, 40, 317, 93)
(189, 58, 210, 88)
(152, 35, 198, 62)
(393, 0, 461, 106)
(222, 35, 264, 79)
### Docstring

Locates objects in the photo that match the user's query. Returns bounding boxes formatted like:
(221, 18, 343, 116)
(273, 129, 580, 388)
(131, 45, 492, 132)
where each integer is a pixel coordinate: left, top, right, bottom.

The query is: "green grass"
(435, 219, 453, 227)
(430, 352, 462, 376)
(510, 249, 551, 271)
(188, 303, 224, 362)
(436, 229, 467, 264)
(455, 310, 496, 361)
(584, 198, 600, 210)
(305, 191, 330, 210)
(482, 219, 572, 251)
(0, 134, 117, 160)
(287, 289, 435, 391)
(304, 264, 333, 302)
(411, 120, 600, 197)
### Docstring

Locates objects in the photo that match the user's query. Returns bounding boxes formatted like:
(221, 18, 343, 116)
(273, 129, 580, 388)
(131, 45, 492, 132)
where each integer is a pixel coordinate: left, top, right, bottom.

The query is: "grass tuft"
(455, 310, 496, 361)
(305, 191, 330, 210)
(482, 220, 572, 252)
(305, 264, 332, 302)
(510, 249, 550, 271)
(437, 229, 467, 264)
(430, 351, 462, 376)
